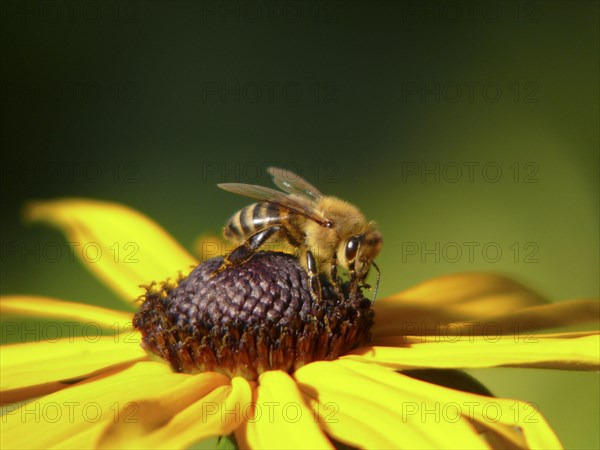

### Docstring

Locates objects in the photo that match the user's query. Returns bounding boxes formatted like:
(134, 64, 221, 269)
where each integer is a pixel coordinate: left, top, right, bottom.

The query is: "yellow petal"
(1, 382, 70, 406)
(1, 335, 147, 392)
(348, 332, 600, 371)
(301, 395, 400, 449)
(336, 360, 563, 449)
(373, 273, 547, 337)
(1, 296, 133, 331)
(474, 420, 528, 449)
(445, 299, 599, 336)
(96, 371, 231, 449)
(299, 360, 562, 449)
(296, 360, 489, 449)
(1, 362, 189, 449)
(24, 198, 197, 302)
(235, 371, 333, 450)
(49, 422, 109, 450)
(104, 377, 253, 449)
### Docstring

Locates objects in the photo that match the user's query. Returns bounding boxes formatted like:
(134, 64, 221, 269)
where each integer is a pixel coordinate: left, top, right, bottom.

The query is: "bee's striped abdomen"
(224, 202, 284, 241)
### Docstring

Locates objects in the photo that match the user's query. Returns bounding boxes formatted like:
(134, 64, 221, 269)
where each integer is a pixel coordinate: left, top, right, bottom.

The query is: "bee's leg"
(213, 225, 282, 275)
(306, 250, 322, 303)
(358, 266, 371, 290)
(347, 259, 360, 297)
(329, 256, 343, 299)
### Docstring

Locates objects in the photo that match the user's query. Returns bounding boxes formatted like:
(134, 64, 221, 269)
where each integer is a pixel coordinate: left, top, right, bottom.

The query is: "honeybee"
(216, 167, 383, 302)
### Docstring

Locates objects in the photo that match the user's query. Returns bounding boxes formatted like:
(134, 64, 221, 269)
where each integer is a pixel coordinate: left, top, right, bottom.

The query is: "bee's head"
(341, 222, 383, 279)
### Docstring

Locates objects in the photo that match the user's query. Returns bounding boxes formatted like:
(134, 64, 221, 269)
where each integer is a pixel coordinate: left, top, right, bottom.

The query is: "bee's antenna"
(371, 261, 381, 303)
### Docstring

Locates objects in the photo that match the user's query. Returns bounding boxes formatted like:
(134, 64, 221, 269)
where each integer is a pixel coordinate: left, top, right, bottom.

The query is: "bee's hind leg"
(212, 225, 282, 276)
(306, 250, 322, 303)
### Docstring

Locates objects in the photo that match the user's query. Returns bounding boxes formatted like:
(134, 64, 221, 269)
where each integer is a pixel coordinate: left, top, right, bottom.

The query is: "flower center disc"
(133, 251, 374, 380)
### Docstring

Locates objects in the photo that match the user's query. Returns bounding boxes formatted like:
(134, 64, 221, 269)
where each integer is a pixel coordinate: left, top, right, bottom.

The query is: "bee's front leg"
(347, 259, 360, 297)
(213, 225, 282, 276)
(328, 256, 343, 299)
(305, 250, 322, 303)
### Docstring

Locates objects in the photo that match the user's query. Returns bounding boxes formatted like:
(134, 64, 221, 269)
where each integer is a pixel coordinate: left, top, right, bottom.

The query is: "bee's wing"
(218, 183, 332, 227)
(267, 167, 324, 202)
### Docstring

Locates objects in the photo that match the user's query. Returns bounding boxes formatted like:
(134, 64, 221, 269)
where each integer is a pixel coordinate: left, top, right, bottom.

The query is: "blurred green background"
(1, 1, 598, 448)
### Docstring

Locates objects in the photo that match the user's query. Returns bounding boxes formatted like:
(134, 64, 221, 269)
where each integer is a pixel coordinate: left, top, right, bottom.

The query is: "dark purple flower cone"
(133, 251, 374, 380)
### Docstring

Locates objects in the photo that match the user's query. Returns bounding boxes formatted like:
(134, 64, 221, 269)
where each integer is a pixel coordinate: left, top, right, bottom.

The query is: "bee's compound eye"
(345, 237, 360, 261)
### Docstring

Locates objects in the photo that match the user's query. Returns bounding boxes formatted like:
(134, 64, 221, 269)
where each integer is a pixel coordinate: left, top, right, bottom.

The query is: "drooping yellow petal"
(334, 360, 563, 449)
(298, 360, 562, 449)
(1, 335, 147, 392)
(374, 273, 548, 337)
(349, 332, 600, 371)
(235, 371, 333, 450)
(296, 360, 490, 449)
(301, 395, 401, 449)
(474, 420, 528, 449)
(145, 377, 253, 449)
(24, 198, 197, 302)
(1, 382, 70, 406)
(1, 295, 133, 330)
(95, 371, 231, 449)
(374, 298, 600, 340)
(48, 422, 110, 450)
(444, 299, 599, 336)
(100, 377, 253, 449)
(0, 362, 189, 449)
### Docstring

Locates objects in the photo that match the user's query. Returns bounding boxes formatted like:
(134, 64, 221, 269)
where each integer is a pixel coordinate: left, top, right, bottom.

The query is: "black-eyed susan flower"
(1, 198, 598, 449)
